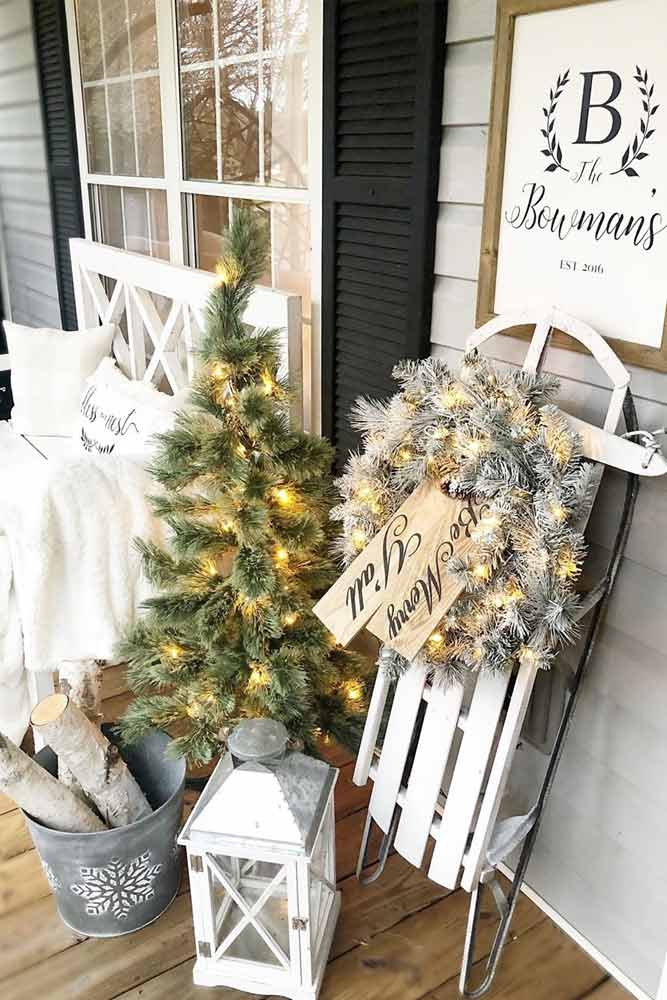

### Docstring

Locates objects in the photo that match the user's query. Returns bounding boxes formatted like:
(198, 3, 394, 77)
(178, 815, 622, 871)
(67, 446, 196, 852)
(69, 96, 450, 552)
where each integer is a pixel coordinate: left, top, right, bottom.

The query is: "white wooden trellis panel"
(69, 238, 304, 420)
(354, 307, 658, 895)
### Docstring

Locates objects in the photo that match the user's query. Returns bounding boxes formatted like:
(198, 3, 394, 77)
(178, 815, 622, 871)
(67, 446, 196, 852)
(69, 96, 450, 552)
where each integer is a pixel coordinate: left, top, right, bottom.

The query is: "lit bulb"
(557, 552, 578, 579)
(202, 558, 217, 577)
(220, 519, 234, 532)
(164, 643, 182, 660)
(397, 447, 412, 463)
(275, 546, 289, 565)
(550, 502, 567, 523)
(260, 370, 275, 396)
(351, 528, 367, 551)
(236, 442, 247, 458)
(472, 563, 491, 581)
(211, 362, 229, 381)
(428, 631, 444, 647)
(440, 386, 467, 409)
(345, 681, 362, 702)
(248, 664, 268, 690)
(283, 612, 298, 626)
(273, 487, 292, 507)
(433, 425, 449, 441)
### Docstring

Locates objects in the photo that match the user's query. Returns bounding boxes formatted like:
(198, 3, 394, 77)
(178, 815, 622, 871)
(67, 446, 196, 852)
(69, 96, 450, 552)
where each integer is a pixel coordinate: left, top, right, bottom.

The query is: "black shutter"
(321, 0, 447, 462)
(32, 0, 85, 330)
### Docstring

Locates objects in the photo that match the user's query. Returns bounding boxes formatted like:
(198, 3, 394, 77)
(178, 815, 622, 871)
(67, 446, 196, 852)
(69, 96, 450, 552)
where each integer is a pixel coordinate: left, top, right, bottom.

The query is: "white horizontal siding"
(433, 3, 667, 997)
(0, 0, 60, 331)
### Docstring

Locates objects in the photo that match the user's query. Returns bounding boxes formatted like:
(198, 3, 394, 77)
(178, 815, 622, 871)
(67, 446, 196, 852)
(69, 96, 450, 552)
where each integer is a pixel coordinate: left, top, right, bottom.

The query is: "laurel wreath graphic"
(610, 66, 659, 177)
(541, 69, 571, 173)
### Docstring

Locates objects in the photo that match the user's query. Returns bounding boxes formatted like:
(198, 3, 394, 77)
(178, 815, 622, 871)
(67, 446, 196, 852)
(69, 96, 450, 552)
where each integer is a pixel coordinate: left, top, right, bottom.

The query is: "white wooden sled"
(351, 308, 666, 997)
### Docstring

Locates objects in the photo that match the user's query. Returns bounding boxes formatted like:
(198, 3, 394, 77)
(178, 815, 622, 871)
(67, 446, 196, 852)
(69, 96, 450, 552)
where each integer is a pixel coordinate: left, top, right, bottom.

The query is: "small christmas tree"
(120, 209, 369, 764)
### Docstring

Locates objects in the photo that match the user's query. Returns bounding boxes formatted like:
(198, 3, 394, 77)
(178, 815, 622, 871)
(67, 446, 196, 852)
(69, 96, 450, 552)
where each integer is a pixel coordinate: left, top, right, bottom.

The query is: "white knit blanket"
(0, 431, 164, 744)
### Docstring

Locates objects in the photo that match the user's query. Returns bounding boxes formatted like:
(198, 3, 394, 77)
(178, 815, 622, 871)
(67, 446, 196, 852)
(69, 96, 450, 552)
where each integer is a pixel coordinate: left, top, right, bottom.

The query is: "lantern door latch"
(198, 941, 211, 957)
(190, 854, 204, 873)
(291, 917, 308, 931)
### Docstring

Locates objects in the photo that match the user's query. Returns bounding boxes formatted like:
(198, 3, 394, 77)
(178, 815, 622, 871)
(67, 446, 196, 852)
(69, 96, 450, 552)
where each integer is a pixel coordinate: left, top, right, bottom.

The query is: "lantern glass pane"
(309, 801, 336, 963)
(207, 854, 291, 967)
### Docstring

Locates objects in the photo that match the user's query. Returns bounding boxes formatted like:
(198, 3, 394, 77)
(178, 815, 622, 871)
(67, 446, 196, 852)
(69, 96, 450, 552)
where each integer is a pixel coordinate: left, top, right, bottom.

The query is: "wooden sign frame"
(478, 0, 667, 373)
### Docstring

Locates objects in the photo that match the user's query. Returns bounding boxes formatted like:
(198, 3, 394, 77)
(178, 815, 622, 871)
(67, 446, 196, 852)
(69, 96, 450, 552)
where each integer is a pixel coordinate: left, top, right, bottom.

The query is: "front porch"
(0, 672, 628, 1000)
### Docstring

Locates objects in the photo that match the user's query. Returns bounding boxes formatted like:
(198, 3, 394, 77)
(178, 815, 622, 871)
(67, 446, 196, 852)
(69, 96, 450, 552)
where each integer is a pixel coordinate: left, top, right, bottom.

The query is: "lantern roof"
(179, 750, 337, 856)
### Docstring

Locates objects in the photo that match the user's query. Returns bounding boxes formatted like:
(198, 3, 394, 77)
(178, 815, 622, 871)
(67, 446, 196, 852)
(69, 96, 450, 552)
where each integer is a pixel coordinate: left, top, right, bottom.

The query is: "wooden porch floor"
(0, 669, 632, 1000)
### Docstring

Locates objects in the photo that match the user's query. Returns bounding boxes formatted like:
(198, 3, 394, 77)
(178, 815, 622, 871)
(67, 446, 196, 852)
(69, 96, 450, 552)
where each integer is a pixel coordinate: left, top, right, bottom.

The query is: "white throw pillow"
(4, 321, 116, 436)
(78, 357, 187, 460)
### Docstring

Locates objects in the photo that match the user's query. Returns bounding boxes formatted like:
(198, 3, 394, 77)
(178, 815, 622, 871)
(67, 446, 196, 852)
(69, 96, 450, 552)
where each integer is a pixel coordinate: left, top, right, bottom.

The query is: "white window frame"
(63, 0, 322, 430)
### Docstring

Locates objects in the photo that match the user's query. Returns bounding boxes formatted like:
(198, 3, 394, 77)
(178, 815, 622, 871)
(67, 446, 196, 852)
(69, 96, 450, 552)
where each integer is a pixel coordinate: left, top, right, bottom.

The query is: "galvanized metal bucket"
(24, 726, 185, 937)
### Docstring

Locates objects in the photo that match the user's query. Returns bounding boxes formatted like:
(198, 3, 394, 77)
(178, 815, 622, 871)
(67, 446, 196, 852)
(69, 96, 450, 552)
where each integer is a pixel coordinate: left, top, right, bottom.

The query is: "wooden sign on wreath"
(313, 481, 486, 661)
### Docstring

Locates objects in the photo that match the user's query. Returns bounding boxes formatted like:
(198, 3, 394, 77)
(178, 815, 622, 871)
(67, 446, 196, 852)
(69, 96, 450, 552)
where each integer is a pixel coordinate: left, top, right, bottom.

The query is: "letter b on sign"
(574, 70, 622, 144)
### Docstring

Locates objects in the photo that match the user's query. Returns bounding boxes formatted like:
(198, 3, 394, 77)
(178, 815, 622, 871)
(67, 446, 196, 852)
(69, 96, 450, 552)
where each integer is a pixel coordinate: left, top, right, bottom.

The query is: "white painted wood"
(69, 238, 303, 412)
(352, 667, 391, 787)
(394, 679, 464, 867)
(428, 669, 511, 889)
(461, 661, 538, 891)
(438, 126, 489, 205)
(155, 0, 185, 265)
(368, 664, 428, 833)
(434, 203, 483, 281)
(446, 0, 496, 44)
(497, 859, 654, 1000)
(442, 40, 494, 126)
(657, 956, 667, 1000)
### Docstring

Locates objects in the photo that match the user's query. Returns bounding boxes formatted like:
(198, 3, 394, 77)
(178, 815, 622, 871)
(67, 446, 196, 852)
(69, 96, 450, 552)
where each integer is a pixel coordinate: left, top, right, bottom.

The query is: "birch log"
(57, 659, 103, 802)
(0, 731, 105, 833)
(31, 694, 152, 828)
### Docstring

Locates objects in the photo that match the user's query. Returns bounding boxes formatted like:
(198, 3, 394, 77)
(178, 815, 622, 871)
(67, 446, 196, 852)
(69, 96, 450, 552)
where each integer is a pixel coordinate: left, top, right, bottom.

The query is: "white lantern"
(179, 720, 340, 1000)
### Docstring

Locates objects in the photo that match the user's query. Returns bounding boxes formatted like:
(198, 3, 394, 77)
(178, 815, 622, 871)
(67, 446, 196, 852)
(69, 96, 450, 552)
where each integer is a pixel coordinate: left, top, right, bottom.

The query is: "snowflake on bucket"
(69, 851, 162, 920)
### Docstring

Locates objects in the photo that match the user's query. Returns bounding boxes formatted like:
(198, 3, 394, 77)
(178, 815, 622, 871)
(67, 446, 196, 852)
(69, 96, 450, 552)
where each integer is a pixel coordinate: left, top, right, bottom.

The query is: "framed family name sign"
(478, 0, 667, 371)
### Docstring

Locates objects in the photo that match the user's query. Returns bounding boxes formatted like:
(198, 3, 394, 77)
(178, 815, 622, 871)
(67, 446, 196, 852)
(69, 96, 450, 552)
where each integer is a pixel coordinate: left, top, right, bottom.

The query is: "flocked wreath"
(332, 353, 596, 683)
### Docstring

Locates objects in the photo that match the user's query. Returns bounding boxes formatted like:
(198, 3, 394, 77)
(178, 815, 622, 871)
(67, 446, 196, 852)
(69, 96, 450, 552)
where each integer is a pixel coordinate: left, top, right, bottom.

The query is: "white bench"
(1, 237, 303, 710)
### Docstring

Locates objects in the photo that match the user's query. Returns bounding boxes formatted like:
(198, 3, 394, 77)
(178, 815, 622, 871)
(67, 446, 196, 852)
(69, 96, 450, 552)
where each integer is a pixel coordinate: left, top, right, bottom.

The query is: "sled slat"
(368, 664, 428, 833)
(461, 661, 538, 892)
(352, 668, 392, 787)
(394, 679, 464, 867)
(428, 669, 511, 889)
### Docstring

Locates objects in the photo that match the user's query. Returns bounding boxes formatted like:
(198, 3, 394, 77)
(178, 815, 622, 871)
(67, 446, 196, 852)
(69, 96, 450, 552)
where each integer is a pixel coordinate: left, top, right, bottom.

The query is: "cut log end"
(31, 693, 69, 728)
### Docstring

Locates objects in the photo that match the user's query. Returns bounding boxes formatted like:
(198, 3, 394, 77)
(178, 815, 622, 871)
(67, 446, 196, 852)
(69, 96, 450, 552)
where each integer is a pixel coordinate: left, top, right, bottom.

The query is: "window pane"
(263, 0, 308, 51)
(76, 0, 163, 178)
(181, 69, 217, 180)
(135, 76, 165, 176)
(192, 196, 309, 319)
(108, 82, 136, 176)
(177, 0, 309, 187)
(93, 185, 169, 259)
(220, 63, 260, 183)
(176, 0, 214, 64)
(263, 53, 307, 187)
(219, 0, 258, 58)
(84, 87, 110, 173)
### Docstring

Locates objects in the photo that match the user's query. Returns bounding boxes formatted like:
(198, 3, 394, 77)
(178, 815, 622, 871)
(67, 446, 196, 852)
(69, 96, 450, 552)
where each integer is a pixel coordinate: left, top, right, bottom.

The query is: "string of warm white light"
(332, 352, 595, 683)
